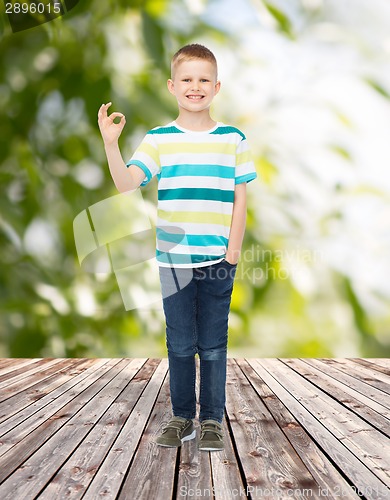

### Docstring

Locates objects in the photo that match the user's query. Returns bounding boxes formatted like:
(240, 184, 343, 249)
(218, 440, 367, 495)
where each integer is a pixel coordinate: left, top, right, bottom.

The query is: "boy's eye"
(181, 78, 210, 83)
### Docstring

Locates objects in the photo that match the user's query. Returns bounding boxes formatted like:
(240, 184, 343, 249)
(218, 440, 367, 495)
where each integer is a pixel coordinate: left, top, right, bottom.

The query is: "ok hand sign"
(97, 102, 126, 146)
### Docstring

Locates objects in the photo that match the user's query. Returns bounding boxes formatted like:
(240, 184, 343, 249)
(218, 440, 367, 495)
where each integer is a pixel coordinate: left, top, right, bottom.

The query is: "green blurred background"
(1, 0, 390, 358)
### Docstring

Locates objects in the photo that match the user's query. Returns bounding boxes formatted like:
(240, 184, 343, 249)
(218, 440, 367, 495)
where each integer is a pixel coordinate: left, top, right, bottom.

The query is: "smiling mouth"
(186, 95, 205, 100)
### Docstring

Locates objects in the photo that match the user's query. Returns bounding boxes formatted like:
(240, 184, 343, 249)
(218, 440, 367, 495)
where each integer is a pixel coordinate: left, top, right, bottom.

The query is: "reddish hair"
(171, 43, 218, 79)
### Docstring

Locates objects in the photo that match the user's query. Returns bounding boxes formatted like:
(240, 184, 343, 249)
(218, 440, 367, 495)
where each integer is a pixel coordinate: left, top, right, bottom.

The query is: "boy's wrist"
(104, 140, 119, 150)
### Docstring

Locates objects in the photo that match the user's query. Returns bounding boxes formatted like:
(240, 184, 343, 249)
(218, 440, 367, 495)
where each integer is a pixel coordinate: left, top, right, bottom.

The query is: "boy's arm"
(98, 102, 145, 192)
(104, 142, 146, 192)
(225, 182, 247, 265)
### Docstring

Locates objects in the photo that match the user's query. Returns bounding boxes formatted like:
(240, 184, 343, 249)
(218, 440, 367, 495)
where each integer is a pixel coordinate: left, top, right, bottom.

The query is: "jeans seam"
(192, 357, 196, 418)
(200, 356, 203, 420)
(193, 276, 197, 418)
(192, 291, 197, 350)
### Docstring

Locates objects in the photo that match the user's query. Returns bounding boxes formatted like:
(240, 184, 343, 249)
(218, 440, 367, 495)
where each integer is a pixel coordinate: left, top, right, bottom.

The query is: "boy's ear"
(215, 80, 221, 94)
(167, 79, 175, 95)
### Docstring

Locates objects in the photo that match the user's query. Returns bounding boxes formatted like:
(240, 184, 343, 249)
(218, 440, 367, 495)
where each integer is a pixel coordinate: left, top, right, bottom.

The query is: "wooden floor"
(0, 358, 388, 499)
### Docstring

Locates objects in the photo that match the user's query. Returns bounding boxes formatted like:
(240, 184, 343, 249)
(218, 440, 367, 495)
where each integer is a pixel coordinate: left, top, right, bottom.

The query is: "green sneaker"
(198, 419, 224, 451)
(156, 416, 196, 447)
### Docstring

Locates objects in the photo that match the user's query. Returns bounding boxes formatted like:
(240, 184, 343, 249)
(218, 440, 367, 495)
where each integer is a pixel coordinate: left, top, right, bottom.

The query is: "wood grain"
(0, 358, 387, 500)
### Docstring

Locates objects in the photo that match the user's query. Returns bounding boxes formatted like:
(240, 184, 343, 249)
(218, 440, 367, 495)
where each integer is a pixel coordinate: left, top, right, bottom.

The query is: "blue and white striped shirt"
(126, 121, 257, 268)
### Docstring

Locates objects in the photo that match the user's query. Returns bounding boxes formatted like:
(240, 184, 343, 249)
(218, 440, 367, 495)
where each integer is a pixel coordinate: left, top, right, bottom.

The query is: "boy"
(98, 44, 257, 451)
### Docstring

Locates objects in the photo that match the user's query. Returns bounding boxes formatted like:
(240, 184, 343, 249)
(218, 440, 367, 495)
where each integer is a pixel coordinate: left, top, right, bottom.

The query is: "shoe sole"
(156, 429, 196, 447)
(198, 446, 224, 451)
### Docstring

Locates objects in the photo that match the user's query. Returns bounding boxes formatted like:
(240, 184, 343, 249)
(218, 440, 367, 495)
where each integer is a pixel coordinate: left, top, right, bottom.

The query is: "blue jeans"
(159, 259, 237, 423)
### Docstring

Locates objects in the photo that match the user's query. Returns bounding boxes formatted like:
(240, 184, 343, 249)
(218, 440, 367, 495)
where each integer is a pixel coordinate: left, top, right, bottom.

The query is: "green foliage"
(263, 1, 294, 38)
(364, 78, 390, 99)
(1, 0, 388, 358)
(141, 11, 166, 70)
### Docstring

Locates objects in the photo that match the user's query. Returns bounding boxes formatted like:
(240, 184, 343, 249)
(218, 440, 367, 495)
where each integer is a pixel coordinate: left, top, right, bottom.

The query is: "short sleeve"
(126, 131, 161, 187)
(235, 135, 257, 185)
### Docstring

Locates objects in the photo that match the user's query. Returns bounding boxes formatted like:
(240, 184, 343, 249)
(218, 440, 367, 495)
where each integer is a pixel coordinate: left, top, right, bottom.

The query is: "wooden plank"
(176, 433, 214, 500)
(301, 358, 390, 412)
(249, 359, 389, 500)
(240, 359, 362, 499)
(224, 359, 321, 499)
(0, 358, 388, 499)
(207, 417, 247, 500)
(316, 359, 390, 396)
(365, 359, 390, 369)
(341, 359, 390, 390)
(0, 358, 101, 436)
(177, 361, 214, 500)
(0, 358, 141, 499)
(37, 358, 153, 499)
(0, 358, 65, 393)
(117, 362, 179, 500)
(0, 359, 22, 369)
(0, 358, 121, 481)
(266, 359, 390, 481)
(82, 359, 169, 500)
(0, 358, 90, 426)
(283, 359, 390, 435)
(351, 359, 390, 377)
(0, 359, 31, 372)
(0, 359, 42, 379)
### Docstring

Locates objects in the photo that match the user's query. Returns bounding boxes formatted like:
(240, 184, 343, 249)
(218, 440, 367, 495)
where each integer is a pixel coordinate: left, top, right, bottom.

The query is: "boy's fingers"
(98, 102, 111, 113)
(98, 105, 106, 120)
(98, 103, 122, 126)
(108, 112, 125, 121)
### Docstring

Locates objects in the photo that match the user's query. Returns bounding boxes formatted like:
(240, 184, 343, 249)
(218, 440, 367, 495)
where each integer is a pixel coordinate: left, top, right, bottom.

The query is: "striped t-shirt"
(126, 121, 257, 268)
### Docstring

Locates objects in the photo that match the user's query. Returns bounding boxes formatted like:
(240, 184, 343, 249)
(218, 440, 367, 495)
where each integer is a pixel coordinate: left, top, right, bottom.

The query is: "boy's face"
(167, 59, 221, 114)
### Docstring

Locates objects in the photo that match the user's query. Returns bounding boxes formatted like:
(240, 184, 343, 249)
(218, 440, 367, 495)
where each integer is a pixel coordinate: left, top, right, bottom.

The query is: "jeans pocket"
(222, 258, 237, 268)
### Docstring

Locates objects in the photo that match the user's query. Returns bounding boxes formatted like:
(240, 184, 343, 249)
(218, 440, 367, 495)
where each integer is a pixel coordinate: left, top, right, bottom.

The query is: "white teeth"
(187, 95, 203, 99)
